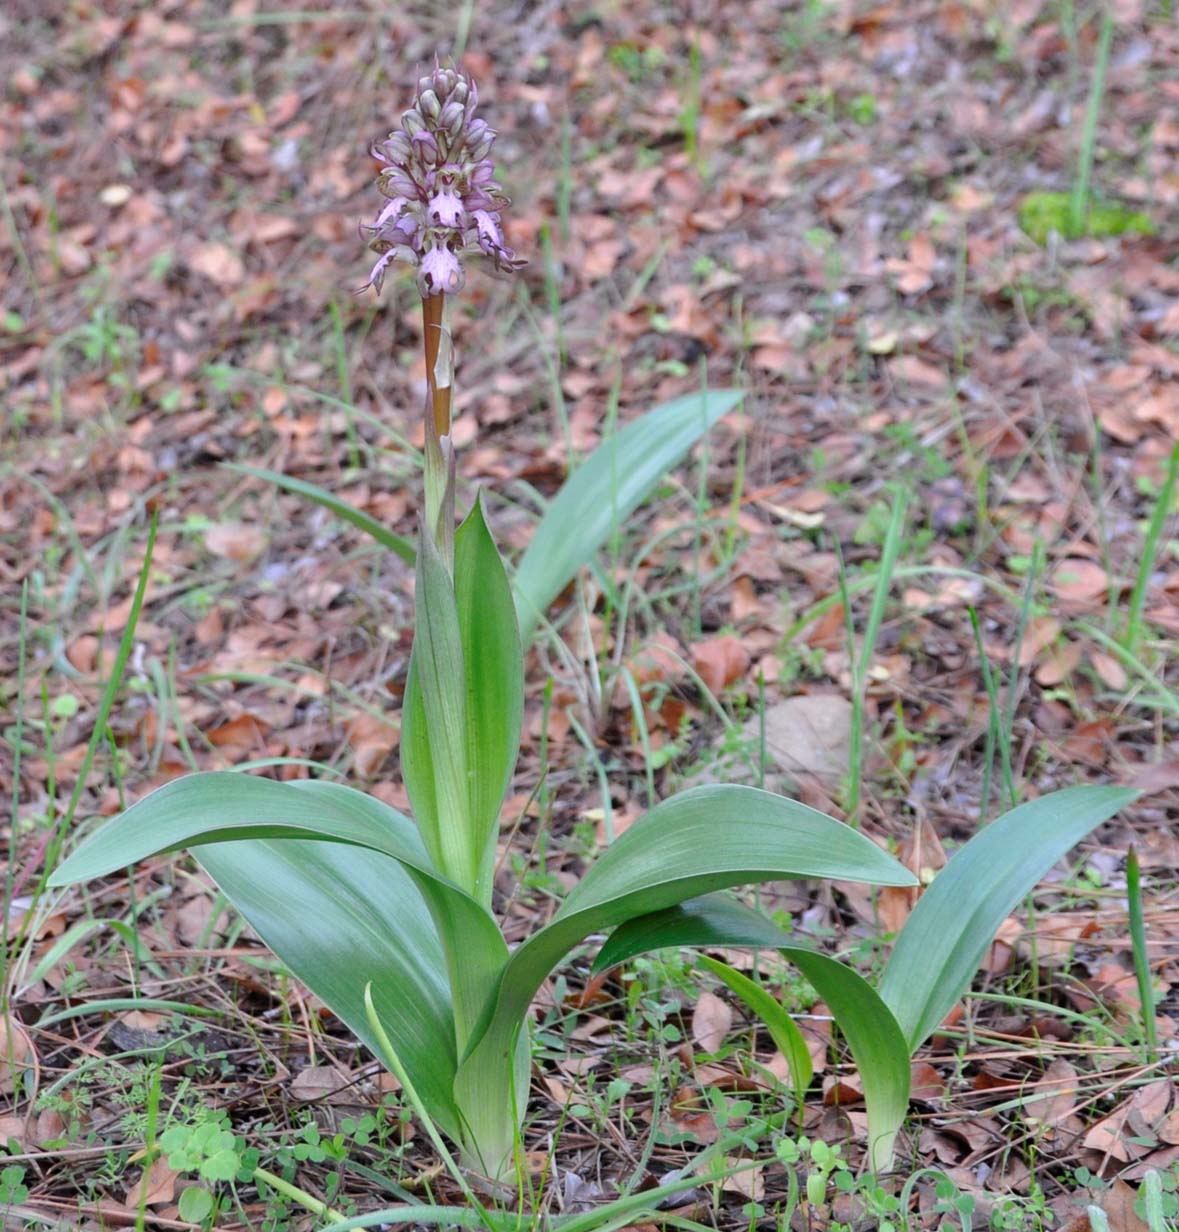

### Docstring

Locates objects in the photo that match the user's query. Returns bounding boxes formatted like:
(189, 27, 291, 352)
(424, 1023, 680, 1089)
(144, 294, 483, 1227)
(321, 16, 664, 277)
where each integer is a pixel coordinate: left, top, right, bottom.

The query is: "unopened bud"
(450, 78, 468, 105)
(439, 101, 465, 140)
(418, 88, 441, 119)
(381, 132, 412, 162)
(469, 131, 494, 162)
(402, 109, 425, 136)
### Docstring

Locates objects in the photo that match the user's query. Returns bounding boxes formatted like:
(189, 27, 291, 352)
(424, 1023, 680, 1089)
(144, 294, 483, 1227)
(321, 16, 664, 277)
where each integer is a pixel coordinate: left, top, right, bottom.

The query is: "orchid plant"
(51, 63, 1135, 1202)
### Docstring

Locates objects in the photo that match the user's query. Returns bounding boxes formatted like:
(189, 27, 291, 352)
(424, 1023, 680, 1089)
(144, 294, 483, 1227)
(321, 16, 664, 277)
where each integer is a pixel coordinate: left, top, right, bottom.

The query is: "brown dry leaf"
(66, 634, 100, 673)
(877, 818, 948, 933)
(290, 1065, 356, 1103)
(0, 1114, 28, 1148)
(910, 1061, 946, 1102)
(1084, 1079, 1173, 1162)
(205, 522, 268, 562)
(889, 354, 948, 389)
(1083, 1179, 1151, 1232)
(206, 713, 269, 759)
(1051, 558, 1109, 603)
(1035, 639, 1082, 686)
(347, 712, 399, 778)
(885, 234, 936, 295)
(721, 1158, 764, 1200)
(823, 1072, 865, 1106)
(691, 991, 732, 1054)
(123, 1155, 178, 1208)
(666, 1084, 719, 1144)
(0, 1017, 36, 1097)
(752, 695, 852, 787)
(628, 631, 686, 687)
(691, 636, 751, 695)
(1091, 650, 1129, 690)
(190, 241, 245, 286)
(1021, 1058, 1080, 1127)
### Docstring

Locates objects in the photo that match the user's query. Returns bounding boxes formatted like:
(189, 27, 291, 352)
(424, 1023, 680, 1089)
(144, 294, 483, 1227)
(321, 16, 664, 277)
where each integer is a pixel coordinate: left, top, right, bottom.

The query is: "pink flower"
(361, 62, 525, 297)
(428, 188, 465, 228)
(418, 243, 465, 295)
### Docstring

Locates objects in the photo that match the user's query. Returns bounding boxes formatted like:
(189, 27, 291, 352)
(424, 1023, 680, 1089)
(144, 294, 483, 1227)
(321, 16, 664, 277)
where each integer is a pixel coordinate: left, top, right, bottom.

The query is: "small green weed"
(1018, 191, 1154, 244)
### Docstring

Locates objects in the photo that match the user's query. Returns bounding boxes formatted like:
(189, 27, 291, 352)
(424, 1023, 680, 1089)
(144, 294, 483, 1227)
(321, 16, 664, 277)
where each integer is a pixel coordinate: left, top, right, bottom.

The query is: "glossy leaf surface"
(879, 785, 1138, 1050)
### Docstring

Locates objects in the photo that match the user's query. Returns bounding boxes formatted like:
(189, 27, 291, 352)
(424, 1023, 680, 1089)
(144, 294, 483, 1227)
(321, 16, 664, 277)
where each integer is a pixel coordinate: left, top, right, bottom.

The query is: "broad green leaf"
(459, 785, 914, 1106)
(590, 895, 910, 1173)
(513, 389, 743, 637)
(402, 527, 477, 895)
(879, 785, 1138, 1051)
(226, 464, 415, 564)
(48, 774, 512, 1126)
(453, 498, 522, 904)
(195, 836, 462, 1139)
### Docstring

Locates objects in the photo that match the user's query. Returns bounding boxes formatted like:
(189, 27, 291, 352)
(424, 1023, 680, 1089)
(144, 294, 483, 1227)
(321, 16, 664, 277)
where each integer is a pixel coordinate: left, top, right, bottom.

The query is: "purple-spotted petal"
(428, 188, 465, 227)
(472, 209, 504, 250)
(418, 243, 465, 295)
(363, 249, 397, 293)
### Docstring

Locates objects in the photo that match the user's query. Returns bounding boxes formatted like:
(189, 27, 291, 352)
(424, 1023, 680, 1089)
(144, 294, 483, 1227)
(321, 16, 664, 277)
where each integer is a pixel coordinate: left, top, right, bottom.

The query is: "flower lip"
(419, 242, 465, 295)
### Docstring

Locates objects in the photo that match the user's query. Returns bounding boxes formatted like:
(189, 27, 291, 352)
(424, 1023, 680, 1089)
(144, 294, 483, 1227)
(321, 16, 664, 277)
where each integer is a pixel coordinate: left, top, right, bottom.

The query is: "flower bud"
(437, 100, 465, 140)
(418, 88, 441, 119)
(380, 132, 412, 163)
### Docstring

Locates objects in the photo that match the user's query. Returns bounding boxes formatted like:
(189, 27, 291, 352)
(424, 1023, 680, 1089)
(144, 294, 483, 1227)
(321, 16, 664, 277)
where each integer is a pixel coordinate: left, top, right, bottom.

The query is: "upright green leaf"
(453, 498, 523, 904)
(513, 389, 743, 636)
(879, 785, 1138, 1050)
(592, 895, 910, 1173)
(402, 527, 478, 895)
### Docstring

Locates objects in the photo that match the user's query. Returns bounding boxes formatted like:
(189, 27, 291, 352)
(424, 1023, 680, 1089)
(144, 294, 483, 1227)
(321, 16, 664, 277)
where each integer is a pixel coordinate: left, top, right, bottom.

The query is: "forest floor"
(2, 0, 1179, 1228)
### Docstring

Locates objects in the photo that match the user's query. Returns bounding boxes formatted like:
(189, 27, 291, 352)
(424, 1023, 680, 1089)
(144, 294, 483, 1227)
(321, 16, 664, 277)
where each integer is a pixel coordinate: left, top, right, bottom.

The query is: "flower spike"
(361, 61, 525, 297)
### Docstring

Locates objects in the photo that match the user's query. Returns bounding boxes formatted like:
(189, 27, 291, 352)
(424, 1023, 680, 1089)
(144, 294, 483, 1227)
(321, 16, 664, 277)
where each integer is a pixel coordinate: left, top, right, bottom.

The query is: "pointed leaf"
(402, 529, 477, 894)
(590, 895, 910, 1173)
(226, 464, 415, 563)
(513, 390, 743, 636)
(453, 498, 522, 903)
(879, 785, 1138, 1050)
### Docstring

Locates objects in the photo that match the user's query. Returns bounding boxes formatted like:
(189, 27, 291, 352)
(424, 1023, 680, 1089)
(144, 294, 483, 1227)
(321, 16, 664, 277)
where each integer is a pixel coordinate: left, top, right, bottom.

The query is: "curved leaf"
(458, 785, 914, 1107)
(593, 895, 909, 1173)
(50, 774, 509, 1038)
(48, 774, 513, 1129)
(195, 836, 463, 1139)
(513, 390, 743, 636)
(592, 895, 812, 1103)
(226, 464, 416, 564)
(879, 784, 1138, 1050)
